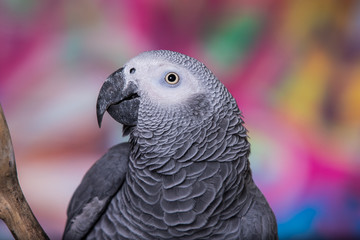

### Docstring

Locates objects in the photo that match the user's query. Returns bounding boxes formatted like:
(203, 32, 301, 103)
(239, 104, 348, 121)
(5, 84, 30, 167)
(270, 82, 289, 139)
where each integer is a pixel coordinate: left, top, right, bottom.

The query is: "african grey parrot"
(63, 50, 278, 240)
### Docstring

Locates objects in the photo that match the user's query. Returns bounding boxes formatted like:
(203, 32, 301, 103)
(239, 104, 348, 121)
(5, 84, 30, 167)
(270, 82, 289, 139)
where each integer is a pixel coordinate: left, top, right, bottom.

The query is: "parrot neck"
(120, 101, 253, 237)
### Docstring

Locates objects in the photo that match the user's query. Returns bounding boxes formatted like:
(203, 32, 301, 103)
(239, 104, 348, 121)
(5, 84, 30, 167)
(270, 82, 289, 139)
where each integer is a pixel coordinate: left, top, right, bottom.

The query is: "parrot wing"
(240, 179, 278, 239)
(63, 142, 130, 240)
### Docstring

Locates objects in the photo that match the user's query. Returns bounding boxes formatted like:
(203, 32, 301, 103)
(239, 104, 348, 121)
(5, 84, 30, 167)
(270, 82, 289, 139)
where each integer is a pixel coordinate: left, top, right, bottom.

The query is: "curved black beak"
(96, 68, 140, 128)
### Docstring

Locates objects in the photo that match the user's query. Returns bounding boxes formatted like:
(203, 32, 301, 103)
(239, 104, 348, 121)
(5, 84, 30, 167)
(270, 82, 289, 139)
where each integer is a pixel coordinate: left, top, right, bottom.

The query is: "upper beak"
(96, 67, 140, 127)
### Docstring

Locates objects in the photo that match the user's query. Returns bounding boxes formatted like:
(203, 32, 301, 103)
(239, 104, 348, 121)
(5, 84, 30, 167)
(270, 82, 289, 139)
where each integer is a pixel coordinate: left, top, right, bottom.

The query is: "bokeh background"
(1, 0, 360, 239)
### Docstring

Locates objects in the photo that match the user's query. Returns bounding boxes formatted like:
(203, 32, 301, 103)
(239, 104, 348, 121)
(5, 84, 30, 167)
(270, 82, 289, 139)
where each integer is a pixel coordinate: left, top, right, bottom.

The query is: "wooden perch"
(0, 104, 49, 240)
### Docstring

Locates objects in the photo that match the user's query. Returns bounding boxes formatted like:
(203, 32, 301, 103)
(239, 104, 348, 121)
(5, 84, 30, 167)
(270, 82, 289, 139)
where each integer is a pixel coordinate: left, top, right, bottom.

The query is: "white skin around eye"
(125, 57, 203, 105)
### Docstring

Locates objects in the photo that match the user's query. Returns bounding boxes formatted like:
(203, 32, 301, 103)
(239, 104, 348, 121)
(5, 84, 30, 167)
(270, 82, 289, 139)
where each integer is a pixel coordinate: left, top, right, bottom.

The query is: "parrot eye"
(165, 72, 179, 85)
(130, 68, 136, 74)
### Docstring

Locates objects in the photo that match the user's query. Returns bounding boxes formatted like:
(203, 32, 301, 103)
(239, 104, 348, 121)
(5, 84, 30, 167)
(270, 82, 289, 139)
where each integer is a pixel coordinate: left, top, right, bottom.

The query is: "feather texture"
(64, 50, 278, 239)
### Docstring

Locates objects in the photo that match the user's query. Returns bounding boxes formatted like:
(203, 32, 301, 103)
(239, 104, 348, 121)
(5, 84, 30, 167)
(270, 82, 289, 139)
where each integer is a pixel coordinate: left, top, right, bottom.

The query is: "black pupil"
(168, 74, 177, 82)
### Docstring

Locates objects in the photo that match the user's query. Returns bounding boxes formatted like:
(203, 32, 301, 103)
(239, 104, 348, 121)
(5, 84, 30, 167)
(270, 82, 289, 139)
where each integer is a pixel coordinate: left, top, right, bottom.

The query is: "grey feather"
(63, 143, 130, 240)
(64, 50, 278, 240)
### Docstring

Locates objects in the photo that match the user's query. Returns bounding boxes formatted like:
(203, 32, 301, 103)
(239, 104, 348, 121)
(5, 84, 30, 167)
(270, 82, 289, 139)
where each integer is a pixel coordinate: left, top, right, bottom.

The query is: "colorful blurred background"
(1, 0, 360, 239)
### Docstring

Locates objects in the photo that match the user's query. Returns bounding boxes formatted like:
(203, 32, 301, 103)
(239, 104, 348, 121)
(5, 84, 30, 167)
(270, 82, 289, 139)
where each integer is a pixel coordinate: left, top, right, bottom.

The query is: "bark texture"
(0, 104, 49, 240)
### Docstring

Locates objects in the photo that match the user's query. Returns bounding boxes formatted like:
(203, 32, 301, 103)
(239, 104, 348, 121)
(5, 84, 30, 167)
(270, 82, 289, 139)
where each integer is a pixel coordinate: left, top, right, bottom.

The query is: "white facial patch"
(124, 54, 203, 106)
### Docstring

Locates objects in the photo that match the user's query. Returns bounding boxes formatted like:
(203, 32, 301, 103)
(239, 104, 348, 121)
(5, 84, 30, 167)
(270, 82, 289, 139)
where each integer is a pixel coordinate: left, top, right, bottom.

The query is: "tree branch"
(0, 104, 49, 240)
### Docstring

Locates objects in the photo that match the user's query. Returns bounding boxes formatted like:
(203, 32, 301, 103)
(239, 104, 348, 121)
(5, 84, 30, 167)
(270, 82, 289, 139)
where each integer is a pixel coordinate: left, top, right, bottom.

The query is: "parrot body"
(63, 50, 278, 239)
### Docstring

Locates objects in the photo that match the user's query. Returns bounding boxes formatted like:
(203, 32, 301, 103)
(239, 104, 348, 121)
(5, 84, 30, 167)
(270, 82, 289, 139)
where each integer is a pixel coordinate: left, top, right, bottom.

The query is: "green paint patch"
(206, 14, 263, 68)
(3, 0, 40, 18)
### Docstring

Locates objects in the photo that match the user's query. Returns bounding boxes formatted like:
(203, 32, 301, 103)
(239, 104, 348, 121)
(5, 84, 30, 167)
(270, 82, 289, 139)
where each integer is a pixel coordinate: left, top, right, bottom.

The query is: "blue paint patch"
(278, 207, 319, 239)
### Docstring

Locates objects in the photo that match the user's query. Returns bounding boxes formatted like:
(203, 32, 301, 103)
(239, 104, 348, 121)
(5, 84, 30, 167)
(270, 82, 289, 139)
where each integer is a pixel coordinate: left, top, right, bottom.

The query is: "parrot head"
(96, 50, 234, 135)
